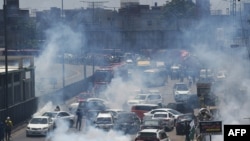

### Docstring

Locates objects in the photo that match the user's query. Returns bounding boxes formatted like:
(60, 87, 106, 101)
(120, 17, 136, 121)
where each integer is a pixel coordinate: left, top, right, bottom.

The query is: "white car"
(94, 112, 114, 131)
(68, 102, 79, 114)
(151, 112, 175, 130)
(173, 83, 191, 102)
(143, 108, 184, 122)
(127, 93, 163, 105)
(216, 70, 227, 80)
(42, 111, 76, 128)
(26, 116, 53, 137)
(135, 129, 171, 141)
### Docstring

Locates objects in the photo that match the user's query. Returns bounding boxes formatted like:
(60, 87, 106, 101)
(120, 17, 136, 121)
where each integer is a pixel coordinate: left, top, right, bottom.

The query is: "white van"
(94, 112, 114, 131)
(127, 93, 163, 106)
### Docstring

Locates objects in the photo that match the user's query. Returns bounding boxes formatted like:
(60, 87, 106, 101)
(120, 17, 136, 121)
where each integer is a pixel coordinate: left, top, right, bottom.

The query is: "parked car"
(113, 112, 141, 134)
(143, 108, 184, 123)
(175, 113, 195, 135)
(42, 111, 75, 128)
(141, 119, 170, 132)
(127, 93, 163, 105)
(135, 129, 171, 141)
(151, 112, 175, 131)
(131, 104, 160, 120)
(68, 102, 79, 114)
(216, 70, 227, 81)
(26, 116, 54, 137)
(94, 112, 114, 131)
(173, 82, 191, 102)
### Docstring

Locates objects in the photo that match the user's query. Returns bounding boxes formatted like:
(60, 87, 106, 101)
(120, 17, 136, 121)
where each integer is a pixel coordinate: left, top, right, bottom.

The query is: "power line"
(80, 0, 109, 9)
(80, 0, 109, 23)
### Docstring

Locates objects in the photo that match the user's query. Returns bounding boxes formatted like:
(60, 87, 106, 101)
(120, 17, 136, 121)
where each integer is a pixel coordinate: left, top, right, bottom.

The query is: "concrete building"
(0, 55, 37, 125)
(0, 0, 32, 49)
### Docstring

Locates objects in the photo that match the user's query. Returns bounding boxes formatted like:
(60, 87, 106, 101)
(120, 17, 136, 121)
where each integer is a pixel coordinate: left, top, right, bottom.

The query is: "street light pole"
(3, 0, 9, 117)
(61, 0, 64, 17)
(60, 0, 65, 88)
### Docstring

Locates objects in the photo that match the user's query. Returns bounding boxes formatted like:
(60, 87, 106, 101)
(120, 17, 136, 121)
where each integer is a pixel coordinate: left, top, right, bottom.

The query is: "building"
(0, 0, 33, 49)
(0, 55, 37, 125)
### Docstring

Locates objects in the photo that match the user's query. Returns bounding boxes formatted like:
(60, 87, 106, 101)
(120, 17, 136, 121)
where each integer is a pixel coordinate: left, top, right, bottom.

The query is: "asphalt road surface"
(11, 64, 197, 141)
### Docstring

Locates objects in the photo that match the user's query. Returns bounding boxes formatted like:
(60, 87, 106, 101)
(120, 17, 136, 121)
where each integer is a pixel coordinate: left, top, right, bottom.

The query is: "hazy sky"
(0, 0, 235, 13)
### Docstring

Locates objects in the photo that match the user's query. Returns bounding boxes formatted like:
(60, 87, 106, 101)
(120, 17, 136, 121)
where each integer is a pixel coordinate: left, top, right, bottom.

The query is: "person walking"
(5, 117, 13, 141)
(75, 108, 83, 131)
(0, 121, 4, 141)
(185, 120, 190, 141)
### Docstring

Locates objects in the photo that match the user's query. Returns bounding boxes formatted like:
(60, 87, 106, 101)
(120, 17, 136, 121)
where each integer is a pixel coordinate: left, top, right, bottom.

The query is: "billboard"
(199, 121, 222, 135)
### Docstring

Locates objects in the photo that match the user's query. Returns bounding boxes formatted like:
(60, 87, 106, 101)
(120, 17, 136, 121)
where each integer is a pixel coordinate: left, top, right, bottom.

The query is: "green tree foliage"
(163, 0, 196, 18)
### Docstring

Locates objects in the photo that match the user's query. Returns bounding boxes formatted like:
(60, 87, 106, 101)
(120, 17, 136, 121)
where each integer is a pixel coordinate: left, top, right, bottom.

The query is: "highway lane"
(11, 63, 197, 141)
(11, 80, 195, 141)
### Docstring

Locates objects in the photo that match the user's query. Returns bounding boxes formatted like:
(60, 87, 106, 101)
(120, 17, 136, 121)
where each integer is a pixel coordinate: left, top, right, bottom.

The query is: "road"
(11, 64, 197, 141)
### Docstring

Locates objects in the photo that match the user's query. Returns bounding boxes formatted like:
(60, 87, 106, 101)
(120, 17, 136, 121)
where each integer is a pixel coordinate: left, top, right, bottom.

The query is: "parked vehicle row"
(26, 110, 76, 137)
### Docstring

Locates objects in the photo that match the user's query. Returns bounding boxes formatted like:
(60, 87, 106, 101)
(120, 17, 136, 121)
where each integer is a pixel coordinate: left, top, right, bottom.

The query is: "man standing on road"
(76, 108, 83, 131)
(5, 117, 13, 141)
(185, 120, 190, 141)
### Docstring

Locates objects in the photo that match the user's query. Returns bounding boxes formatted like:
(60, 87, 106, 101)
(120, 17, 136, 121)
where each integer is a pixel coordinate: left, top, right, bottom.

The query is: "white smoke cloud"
(46, 121, 131, 141)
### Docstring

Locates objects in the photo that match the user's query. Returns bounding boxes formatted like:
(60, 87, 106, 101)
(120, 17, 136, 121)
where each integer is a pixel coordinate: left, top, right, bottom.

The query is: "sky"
(0, 0, 238, 14)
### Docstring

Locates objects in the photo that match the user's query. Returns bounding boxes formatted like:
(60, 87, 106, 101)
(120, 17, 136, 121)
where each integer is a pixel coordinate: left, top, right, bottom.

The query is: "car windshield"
(139, 132, 157, 138)
(176, 84, 188, 91)
(135, 95, 147, 100)
(30, 118, 48, 124)
(96, 117, 112, 124)
(148, 95, 161, 100)
(154, 114, 168, 118)
(42, 112, 57, 118)
(143, 120, 159, 126)
(177, 114, 193, 121)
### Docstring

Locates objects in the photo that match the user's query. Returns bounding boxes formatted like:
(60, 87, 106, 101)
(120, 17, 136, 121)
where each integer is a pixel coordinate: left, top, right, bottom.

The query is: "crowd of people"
(0, 117, 13, 141)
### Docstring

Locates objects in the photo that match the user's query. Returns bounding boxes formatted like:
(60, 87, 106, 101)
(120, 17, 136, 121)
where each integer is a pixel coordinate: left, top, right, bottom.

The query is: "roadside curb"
(12, 121, 28, 134)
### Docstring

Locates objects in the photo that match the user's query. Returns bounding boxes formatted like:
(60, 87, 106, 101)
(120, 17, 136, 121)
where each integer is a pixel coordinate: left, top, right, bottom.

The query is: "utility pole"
(80, 0, 109, 23)
(231, 0, 237, 16)
(3, 0, 9, 118)
(61, 0, 64, 17)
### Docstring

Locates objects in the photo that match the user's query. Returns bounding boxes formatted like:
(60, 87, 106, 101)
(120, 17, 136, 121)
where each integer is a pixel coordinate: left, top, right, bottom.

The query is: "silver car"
(42, 111, 76, 128)
(26, 116, 53, 137)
